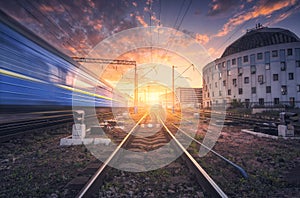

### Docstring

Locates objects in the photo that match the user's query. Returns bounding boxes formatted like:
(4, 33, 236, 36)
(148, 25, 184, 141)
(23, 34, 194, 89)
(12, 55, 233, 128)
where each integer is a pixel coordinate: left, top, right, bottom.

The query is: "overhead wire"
(15, 0, 79, 56)
(29, 0, 83, 56)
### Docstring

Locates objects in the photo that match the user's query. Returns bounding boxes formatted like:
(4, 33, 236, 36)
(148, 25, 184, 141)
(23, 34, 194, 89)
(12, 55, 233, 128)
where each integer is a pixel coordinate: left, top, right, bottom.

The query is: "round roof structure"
(221, 27, 300, 58)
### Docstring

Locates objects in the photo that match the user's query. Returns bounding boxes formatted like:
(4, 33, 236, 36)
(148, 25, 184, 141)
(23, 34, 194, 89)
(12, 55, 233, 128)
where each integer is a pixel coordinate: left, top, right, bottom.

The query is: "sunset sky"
(1, 0, 300, 91)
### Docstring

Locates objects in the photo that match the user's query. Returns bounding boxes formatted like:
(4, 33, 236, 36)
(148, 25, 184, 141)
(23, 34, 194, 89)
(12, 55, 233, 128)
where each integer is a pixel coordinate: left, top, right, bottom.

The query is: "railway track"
(0, 109, 115, 142)
(73, 110, 227, 197)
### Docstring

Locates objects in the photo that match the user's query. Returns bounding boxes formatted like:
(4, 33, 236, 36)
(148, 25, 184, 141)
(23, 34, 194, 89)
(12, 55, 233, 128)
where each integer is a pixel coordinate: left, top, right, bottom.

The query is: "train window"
(66, 72, 74, 86)
(47, 63, 60, 83)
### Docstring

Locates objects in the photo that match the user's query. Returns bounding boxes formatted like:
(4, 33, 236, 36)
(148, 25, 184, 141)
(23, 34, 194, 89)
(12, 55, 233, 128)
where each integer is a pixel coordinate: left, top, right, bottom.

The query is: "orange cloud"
(195, 33, 210, 45)
(208, 47, 216, 56)
(132, 2, 138, 7)
(215, 0, 297, 37)
(136, 15, 148, 27)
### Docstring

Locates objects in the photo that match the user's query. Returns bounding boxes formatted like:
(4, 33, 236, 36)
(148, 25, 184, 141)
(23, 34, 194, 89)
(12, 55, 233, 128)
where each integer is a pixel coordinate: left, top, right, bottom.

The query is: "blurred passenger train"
(0, 11, 127, 112)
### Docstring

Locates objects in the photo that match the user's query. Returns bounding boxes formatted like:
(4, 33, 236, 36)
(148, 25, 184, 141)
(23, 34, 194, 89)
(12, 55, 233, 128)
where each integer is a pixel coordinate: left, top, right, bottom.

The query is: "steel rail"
(158, 117, 228, 198)
(76, 113, 148, 198)
(172, 124, 248, 179)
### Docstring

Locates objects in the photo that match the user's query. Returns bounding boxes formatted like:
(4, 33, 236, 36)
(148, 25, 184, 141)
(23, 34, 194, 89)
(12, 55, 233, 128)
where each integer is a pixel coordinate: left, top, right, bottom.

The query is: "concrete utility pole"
(134, 63, 138, 114)
(172, 65, 175, 113)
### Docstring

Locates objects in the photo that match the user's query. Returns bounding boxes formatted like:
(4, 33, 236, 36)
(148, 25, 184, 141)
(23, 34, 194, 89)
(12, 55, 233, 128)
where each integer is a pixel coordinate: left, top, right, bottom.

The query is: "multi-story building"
(203, 25, 300, 108)
(176, 87, 202, 108)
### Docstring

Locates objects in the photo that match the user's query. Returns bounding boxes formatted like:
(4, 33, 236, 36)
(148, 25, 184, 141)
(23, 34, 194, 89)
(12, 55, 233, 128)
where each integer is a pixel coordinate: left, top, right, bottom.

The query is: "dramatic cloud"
(195, 33, 210, 45)
(135, 15, 148, 27)
(215, 0, 298, 37)
(207, 0, 241, 16)
(266, 2, 300, 26)
(0, 0, 138, 56)
(182, 30, 210, 45)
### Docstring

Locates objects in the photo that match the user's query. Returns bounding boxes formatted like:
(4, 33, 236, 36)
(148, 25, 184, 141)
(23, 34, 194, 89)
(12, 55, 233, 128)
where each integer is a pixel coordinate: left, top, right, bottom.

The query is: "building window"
(272, 50, 278, 57)
(257, 53, 263, 60)
(228, 89, 231, 95)
(219, 90, 222, 96)
(245, 99, 250, 108)
(289, 73, 294, 80)
(243, 55, 248, 62)
(290, 97, 295, 107)
(232, 78, 237, 86)
(212, 92, 214, 97)
(222, 62, 225, 68)
(274, 98, 280, 105)
(238, 67, 243, 75)
(266, 86, 271, 93)
(297, 85, 300, 92)
(281, 85, 287, 95)
(223, 80, 226, 86)
(287, 48, 293, 56)
(227, 70, 231, 76)
(259, 98, 264, 105)
(251, 87, 256, 94)
(258, 75, 264, 84)
(281, 62, 286, 71)
(215, 82, 218, 88)
(232, 58, 236, 65)
(209, 84, 211, 89)
(238, 88, 243, 95)
(244, 77, 249, 84)
(251, 65, 256, 74)
(273, 74, 279, 81)
(265, 63, 270, 70)
(296, 60, 300, 67)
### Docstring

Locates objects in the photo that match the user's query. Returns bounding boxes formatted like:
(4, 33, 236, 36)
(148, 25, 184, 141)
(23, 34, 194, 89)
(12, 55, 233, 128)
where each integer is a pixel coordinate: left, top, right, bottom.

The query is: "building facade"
(203, 26, 300, 108)
(176, 87, 202, 108)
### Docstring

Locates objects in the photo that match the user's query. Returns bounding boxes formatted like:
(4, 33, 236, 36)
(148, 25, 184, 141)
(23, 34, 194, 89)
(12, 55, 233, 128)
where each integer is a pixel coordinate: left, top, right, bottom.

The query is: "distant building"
(202, 25, 300, 108)
(176, 87, 202, 108)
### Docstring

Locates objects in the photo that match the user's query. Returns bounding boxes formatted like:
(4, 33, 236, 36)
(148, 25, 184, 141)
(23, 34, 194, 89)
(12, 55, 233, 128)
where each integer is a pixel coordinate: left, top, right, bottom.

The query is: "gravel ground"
(1, 114, 299, 197)
(194, 124, 300, 197)
(0, 128, 96, 197)
(99, 160, 205, 198)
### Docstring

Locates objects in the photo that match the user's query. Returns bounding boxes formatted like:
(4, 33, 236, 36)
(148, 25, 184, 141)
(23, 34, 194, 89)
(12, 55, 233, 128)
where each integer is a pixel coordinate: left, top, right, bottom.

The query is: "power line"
(160, 0, 193, 66)
(30, 0, 82, 55)
(15, 0, 79, 56)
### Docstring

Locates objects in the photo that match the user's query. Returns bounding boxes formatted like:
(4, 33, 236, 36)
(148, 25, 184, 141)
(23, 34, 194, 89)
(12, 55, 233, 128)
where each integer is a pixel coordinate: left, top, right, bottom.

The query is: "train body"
(0, 11, 127, 112)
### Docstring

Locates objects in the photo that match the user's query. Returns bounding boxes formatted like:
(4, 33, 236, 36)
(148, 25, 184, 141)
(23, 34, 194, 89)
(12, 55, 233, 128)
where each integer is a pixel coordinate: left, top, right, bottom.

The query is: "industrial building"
(202, 25, 300, 108)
